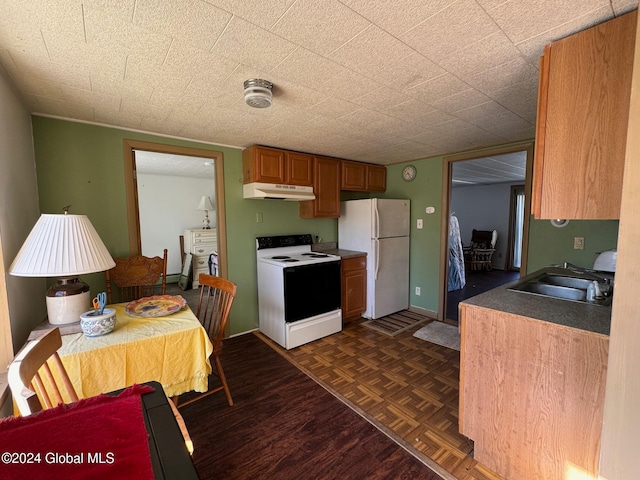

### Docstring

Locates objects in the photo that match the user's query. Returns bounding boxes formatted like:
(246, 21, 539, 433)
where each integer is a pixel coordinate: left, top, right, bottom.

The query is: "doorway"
(122, 140, 227, 279)
(439, 144, 534, 323)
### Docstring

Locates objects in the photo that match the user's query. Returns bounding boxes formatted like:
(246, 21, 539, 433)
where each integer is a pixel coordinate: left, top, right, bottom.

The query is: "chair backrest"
(196, 274, 237, 354)
(8, 328, 79, 416)
(470, 229, 498, 249)
(105, 249, 168, 303)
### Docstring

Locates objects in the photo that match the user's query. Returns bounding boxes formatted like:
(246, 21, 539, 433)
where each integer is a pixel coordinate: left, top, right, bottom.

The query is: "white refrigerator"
(338, 198, 410, 319)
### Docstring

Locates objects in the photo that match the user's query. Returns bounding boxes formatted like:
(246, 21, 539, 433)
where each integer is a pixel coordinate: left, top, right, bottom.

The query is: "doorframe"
(438, 142, 534, 321)
(122, 139, 228, 279)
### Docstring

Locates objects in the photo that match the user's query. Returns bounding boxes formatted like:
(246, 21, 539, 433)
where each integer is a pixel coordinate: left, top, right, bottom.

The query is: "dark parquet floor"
(276, 320, 505, 480)
(180, 332, 444, 480)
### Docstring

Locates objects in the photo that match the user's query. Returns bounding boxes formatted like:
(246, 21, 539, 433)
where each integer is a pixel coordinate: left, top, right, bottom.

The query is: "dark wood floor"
(446, 270, 520, 323)
(180, 333, 444, 480)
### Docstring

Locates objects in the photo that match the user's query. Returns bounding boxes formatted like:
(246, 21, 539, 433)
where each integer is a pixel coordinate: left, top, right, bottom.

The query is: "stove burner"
(283, 259, 299, 262)
(272, 255, 291, 259)
(301, 253, 329, 258)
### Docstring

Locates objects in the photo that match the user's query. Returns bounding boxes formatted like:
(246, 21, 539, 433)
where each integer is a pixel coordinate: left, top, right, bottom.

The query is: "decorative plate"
(125, 295, 187, 317)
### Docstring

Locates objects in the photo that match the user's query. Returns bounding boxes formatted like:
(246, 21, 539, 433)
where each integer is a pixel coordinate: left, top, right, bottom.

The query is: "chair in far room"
(8, 328, 79, 416)
(463, 229, 498, 272)
(105, 249, 168, 303)
(174, 274, 237, 409)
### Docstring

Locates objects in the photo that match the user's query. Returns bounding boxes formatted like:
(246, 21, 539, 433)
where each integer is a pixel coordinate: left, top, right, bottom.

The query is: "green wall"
(31, 116, 337, 335)
(31, 116, 620, 331)
(382, 160, 443, 313)
(527, 218, 619, 272)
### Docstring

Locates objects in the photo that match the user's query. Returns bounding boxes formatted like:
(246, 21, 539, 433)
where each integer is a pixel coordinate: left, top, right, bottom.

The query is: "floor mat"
(362, 310, 430, 336)
(413, 321, 461, 351)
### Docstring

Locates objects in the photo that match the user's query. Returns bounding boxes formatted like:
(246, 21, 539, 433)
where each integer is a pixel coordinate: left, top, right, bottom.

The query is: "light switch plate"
(417, 219, 423, 229)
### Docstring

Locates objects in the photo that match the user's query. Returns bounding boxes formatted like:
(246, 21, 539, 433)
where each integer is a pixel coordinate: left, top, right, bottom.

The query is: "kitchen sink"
(508, 268, 613, 306)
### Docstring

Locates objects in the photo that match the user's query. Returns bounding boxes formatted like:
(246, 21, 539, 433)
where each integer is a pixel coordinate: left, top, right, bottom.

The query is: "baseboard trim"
(408, 305, 438, 319)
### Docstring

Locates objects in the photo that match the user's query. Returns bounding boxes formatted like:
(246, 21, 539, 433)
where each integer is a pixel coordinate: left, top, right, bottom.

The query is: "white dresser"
(184, 228, 217, 288)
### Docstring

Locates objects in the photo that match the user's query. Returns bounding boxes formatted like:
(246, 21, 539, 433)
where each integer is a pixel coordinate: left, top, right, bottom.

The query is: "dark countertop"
(460, 267, 611, 336)
(320, 248, 367, 259)
(312, 243, 366, 259)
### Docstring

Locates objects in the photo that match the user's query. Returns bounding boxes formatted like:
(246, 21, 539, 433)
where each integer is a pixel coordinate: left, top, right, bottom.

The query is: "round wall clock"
(402, 165, 417, 182)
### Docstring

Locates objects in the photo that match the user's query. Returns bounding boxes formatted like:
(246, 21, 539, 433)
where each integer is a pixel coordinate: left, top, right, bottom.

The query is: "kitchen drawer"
(342, 255, 366, 272)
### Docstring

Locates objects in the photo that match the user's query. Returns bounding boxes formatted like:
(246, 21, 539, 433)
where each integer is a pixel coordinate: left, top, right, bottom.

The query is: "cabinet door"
(533, 11, 635, 219)
(341, 161, 367, 191)
(299, 157, 340, 218)
(341, 256, 366, 321)
(286, 152, 314, 186)
(242, 146, 286, 184)
(366, 165, 386, 192)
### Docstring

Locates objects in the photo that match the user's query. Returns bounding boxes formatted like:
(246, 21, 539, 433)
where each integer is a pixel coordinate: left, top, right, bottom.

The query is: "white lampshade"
(196, 196, 215, 212)
(10, 213, 115, 325)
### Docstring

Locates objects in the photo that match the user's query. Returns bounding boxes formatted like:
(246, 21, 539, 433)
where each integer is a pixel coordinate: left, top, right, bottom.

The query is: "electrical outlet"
(256, 212, 263, 223)
(415, 287, 421, 296)
(574, 237, 584, 250)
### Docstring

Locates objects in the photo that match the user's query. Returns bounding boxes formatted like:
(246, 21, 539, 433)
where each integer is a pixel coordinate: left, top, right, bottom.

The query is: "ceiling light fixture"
(244, 78, 273, 108)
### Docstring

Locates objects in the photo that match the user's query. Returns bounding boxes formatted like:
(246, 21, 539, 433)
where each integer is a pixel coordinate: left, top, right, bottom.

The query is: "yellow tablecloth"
(58, 303, 213, 398)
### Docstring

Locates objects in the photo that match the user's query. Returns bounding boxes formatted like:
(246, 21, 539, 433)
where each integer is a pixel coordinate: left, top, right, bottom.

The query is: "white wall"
(137, 173, 215, 276)
(0, 65, 46, 354)
(450, 182, 521, 270)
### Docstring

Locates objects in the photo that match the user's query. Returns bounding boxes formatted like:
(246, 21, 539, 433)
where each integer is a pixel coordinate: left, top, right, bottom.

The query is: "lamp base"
(46, 277, 91, 325)
(202, 213, 211, 229)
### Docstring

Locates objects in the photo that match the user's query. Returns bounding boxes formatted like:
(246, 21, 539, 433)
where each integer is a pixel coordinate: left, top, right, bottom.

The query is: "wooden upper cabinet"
(243, 146, 314, 186)
(367, 164, 386, 192)
(243, 146, 286, 184)
(341, 160, 387, 192)
(285, 151, 313, 186)
(300, 156, 341, 218)
(341, 161, 367, 191)
(532, 11, 636, 220)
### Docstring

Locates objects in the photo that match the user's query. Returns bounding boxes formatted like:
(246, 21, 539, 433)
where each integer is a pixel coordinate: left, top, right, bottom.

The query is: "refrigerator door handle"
(374, 238, 380, 280)
(373, 199, 380, 239)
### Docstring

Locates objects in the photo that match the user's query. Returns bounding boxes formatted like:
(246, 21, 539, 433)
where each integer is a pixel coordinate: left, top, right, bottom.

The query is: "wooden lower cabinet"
(341, 255, 366, 323)
(459, 303, 608, 480)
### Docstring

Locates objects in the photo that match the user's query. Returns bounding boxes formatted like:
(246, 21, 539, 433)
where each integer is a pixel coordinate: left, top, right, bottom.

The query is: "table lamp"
(9, 210, 116, 325)
(196, 196, 215, 229)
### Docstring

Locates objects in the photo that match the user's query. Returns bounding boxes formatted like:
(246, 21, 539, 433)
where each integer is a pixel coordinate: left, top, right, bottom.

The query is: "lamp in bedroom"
(196, 196, 215, 229)
(9, 207, 115, 325)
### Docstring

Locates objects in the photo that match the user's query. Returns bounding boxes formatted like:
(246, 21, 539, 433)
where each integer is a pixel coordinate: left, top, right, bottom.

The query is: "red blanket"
(0, 384, 155, 479)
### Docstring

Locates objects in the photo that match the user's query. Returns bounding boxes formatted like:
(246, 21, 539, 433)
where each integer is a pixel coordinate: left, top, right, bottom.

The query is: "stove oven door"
(283, 261, 341, 322)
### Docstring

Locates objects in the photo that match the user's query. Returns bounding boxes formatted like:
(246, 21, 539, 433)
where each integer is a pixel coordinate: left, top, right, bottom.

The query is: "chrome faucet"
(562, 262, 613, 286)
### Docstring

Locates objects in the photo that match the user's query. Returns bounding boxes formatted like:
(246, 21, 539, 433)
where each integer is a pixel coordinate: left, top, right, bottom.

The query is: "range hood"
(243, 182, 316, 201)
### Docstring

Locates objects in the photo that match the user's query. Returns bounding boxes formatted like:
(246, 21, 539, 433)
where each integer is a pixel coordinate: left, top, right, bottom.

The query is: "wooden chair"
(105, 249, 168, 303)
(463, 229, 498, 272)
(8, 328, 79, 416)
(175, 274, 237, 408)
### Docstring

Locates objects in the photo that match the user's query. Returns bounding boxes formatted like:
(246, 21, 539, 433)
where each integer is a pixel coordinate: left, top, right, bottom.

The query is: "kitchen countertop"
(461, 267, 612, 336)
(312, 243, 366, 259)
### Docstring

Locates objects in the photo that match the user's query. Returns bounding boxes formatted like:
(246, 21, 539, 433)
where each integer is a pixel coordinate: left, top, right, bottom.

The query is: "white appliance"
(243, 182, 315, 201)
(338, 199, 410, 319)
(256, 234, 342, 349)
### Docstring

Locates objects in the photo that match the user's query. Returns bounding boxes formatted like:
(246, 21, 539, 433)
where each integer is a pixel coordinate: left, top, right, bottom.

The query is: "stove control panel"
(257, 234, 313, 250)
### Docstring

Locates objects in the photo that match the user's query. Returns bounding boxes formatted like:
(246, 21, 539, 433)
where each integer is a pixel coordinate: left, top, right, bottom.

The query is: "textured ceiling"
(0, 0, 637, 165)
(452, 151, 526, 185)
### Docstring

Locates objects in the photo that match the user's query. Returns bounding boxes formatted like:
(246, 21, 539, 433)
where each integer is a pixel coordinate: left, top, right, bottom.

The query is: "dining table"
(0, 381, 200, 479)
(52, 301, 213, 400)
